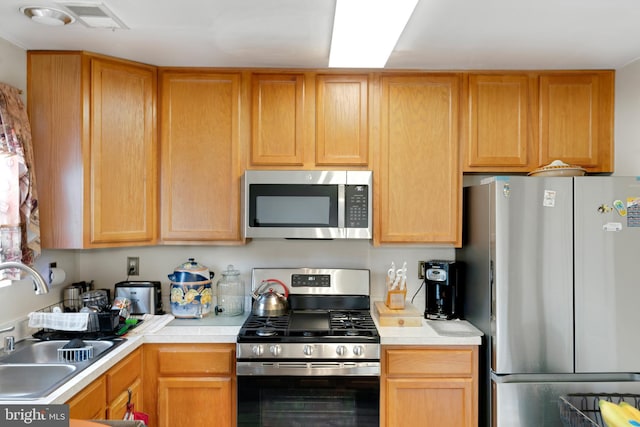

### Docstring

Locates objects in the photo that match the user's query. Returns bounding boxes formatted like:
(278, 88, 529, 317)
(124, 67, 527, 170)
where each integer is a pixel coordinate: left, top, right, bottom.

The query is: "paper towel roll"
(50, 267, 66, 286)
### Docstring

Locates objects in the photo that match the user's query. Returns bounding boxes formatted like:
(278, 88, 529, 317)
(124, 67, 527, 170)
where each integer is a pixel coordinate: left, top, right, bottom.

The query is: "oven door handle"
(237, 361, 380, 376)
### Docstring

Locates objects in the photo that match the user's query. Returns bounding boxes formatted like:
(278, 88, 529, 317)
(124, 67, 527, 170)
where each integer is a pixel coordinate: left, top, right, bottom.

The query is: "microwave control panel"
(345, 185, 369, 228)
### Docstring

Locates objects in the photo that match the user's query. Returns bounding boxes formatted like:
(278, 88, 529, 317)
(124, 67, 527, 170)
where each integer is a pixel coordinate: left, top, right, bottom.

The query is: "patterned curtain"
(0, 82, 41, 275)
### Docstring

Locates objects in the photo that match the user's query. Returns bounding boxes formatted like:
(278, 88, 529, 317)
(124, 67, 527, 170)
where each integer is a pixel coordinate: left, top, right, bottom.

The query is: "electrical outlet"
(127, 256, 140, 276)
(418, 261, 426, 279)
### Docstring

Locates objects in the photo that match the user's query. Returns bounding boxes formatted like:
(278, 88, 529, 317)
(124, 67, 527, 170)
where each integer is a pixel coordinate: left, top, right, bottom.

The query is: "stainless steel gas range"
(236, 268, 380, 427)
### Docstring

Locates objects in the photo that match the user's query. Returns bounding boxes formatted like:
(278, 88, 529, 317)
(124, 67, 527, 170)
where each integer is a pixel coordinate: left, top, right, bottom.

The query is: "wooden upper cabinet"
(377, 74, 461, 246)
(159, 70, 243, 243)
(250, 73, 305, 166)
(249, 72, 370, 169)
(539, 72, 613, 172)
(463, 74, 537, 171)
(315, 74, 369, 166)
(28, 51, 157, 248)
(90, 59, 157, 244)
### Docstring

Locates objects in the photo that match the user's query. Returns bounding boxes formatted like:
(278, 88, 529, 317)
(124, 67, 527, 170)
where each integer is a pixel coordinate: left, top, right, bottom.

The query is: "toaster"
(114, 281, 163, 315)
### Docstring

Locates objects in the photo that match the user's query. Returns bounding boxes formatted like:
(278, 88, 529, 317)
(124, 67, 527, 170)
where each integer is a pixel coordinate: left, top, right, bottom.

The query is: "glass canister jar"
(215, 265, 245, 316)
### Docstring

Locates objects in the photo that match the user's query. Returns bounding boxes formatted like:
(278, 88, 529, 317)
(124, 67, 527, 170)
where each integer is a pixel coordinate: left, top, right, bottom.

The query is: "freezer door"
(574, 176, 640, 373)
(492, 177, 574, 374)
(492, 373, 640, 427)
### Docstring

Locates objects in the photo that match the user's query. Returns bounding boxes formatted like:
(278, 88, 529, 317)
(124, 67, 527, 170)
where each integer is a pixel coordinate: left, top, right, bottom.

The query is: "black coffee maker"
(424, 260, 461, 320)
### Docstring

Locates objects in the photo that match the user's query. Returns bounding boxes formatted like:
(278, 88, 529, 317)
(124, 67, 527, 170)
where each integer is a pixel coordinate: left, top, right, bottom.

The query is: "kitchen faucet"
(0, 261, 49, 294)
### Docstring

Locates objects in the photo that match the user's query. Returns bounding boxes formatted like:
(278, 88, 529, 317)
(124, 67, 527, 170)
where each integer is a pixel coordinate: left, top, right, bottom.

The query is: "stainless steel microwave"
(243, 170, 372, 239)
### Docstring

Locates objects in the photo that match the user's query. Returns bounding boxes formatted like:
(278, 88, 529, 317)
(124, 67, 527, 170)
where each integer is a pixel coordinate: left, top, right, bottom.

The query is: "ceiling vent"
(58, 2, 128, 29)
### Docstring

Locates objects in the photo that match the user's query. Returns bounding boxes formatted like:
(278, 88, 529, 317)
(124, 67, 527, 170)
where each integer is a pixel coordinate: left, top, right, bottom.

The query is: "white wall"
(74, 242, 453, 318)
(0, 38, 26, 99)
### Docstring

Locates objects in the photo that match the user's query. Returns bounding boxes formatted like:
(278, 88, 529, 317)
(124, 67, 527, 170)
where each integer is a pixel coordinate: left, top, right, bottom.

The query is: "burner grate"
(238, 310, 379, 341)
(330, 310, 377, 332)
(239, 314, 290, 338)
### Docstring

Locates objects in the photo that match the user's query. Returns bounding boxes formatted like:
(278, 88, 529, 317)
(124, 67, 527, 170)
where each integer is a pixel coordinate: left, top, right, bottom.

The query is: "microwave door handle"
(338, 184, 345, 228)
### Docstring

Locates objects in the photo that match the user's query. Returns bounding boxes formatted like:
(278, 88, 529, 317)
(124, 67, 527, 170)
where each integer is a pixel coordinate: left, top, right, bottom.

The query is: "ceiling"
(1, 0, 640, 70)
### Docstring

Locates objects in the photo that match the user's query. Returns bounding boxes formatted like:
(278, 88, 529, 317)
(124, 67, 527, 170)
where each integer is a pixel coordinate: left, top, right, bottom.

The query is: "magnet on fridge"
(613, 200, 627, 217)
(597, 204, 612, 213)
(603, 222, 622, 232)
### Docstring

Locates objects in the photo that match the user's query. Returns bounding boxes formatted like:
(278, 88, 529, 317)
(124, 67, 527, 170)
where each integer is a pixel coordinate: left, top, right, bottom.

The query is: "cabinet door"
(539, 72, 613, 172)
(316, 74, 369, 166)
(159, 71, 243, 242)
(157, 377, 232, 427)
(251, 73, 305, 166)
(464, 74, 536, 171)
(106, 347, 142, 404)
(106, 377, 142, 420)
(382, 346, 479, 427)
(67, 376, 107, 420)
(385, 377, 475, 427)
(143, 343, 236, 427)
(378, 74, 461, 245)
(90, 58, 157, 244)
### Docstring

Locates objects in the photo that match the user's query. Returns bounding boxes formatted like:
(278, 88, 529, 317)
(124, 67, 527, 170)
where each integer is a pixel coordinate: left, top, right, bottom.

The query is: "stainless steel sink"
(0, 338, 125, 400)
(0, 364, 78, 399)
(1, 339, 119, 364)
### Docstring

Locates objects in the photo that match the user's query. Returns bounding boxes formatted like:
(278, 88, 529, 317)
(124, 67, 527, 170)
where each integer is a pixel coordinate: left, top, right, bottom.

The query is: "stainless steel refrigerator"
(458, 176, 640, 427)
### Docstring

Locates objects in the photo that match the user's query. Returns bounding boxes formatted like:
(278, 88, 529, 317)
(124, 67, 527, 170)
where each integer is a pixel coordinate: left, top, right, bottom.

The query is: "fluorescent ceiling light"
(329, 0, 419, 68)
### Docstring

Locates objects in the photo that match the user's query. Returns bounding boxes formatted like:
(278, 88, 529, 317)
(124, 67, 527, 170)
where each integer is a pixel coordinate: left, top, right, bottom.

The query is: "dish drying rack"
(29, 302, 120, 340)
(559, 393, 640, 427)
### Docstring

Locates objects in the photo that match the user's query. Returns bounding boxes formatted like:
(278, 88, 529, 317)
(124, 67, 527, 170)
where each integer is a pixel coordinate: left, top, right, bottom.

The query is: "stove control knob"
(269, 345, 281, 356)
(336, 345, 348, 356)
(352, 345, 364, 357)
(251, 345, 264, 356)
(303, 345, 314, 356)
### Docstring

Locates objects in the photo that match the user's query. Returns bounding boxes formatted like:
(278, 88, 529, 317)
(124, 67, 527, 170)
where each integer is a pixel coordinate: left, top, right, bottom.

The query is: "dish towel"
(28, 312, 90, 331)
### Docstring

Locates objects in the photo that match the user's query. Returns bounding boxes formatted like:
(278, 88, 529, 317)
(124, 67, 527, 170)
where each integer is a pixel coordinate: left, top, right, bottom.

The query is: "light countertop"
(1, 309, 482, 405)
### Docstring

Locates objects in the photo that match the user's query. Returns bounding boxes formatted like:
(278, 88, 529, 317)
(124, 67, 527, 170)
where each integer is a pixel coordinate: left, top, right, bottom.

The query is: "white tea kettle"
(251, 279, 289, 316)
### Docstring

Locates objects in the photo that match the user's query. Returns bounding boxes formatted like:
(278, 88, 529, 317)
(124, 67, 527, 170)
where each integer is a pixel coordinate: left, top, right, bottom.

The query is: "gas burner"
(256, 328, 277, 337)
(242, 315, 289, 330)
(330, 310, 376, 332)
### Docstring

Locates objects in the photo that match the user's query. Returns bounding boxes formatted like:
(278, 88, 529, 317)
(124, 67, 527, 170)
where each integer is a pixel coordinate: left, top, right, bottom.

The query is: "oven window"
(249, 184, 338, 227)
(238, 376, 379, 427)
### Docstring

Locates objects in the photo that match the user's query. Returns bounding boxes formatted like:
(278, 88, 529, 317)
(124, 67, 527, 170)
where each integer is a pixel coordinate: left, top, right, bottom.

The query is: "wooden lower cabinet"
(381, 345, 479, 427)
(143, 343, 236, 427)
(67, 347, 143, 420)
(67, 376, 107, 420)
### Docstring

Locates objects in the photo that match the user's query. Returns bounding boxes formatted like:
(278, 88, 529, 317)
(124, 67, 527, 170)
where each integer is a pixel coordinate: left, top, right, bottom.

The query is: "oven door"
(237, 361, 380, 427)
